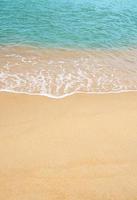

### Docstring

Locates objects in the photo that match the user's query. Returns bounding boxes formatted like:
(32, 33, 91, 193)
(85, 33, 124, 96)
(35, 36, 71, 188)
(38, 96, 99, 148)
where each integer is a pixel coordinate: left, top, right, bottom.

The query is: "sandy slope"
(0, 92, 137, 200)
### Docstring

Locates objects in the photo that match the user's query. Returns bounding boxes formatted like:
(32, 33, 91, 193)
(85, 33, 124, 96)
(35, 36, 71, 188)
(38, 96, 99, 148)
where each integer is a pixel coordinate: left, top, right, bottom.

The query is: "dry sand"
(0, 92, 137, 200)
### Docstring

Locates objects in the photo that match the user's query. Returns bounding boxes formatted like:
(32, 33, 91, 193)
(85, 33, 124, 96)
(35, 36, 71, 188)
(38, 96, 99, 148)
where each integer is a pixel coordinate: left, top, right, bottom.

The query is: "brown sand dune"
(0, 92, 137, 199)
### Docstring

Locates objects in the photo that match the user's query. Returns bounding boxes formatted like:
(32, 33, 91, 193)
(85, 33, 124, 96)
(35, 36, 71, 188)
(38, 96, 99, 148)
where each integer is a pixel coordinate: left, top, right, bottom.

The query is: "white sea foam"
(1, 46, 137, 98)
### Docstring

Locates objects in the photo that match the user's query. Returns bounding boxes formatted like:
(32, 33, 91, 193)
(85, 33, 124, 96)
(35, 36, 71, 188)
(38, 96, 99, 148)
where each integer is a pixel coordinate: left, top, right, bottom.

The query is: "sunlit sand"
(0, 92, 137, 199)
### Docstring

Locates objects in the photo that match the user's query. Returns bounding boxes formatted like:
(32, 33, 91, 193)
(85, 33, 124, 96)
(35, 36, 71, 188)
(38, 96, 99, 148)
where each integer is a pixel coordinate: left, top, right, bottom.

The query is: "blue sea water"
(0, 0, 137, 49)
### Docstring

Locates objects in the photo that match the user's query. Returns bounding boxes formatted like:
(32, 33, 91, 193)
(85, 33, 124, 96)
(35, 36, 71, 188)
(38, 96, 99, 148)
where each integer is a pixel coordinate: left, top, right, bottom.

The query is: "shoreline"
(1, 89, 137, 99)
(0, 91, 137, 199)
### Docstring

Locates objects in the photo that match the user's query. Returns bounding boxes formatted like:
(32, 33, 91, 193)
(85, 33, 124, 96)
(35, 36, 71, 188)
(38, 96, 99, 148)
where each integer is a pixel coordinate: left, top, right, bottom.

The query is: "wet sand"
(0, 92, 137, 199)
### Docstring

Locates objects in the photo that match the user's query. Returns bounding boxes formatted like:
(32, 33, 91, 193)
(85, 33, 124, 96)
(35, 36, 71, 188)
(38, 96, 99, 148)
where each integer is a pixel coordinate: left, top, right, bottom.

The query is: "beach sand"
(0, 92, 137, 200)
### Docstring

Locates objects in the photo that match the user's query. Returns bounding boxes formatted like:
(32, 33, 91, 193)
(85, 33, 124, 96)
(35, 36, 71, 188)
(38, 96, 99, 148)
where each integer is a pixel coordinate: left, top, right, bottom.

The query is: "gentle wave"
(1, 45, 137, 98)
(1, 89, 137, 99)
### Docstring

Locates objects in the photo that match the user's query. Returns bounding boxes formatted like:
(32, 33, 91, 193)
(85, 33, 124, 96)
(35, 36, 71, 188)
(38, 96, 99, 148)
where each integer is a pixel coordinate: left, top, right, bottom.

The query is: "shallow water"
(0, 46, 137, 98)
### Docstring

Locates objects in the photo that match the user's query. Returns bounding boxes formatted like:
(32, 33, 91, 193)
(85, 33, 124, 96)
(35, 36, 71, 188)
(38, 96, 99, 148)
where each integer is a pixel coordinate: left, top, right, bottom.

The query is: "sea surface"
(0, 0, 137, 98)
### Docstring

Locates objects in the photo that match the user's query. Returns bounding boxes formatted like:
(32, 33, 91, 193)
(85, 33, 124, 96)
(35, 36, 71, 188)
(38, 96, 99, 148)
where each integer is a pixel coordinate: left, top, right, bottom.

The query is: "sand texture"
(0, 92, 137, 200)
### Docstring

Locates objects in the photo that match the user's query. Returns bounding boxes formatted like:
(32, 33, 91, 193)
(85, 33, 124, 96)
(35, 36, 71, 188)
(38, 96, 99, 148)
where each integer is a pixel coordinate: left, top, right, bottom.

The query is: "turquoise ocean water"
(0, 0, 137, 98)
(1, 0, 137, 49)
